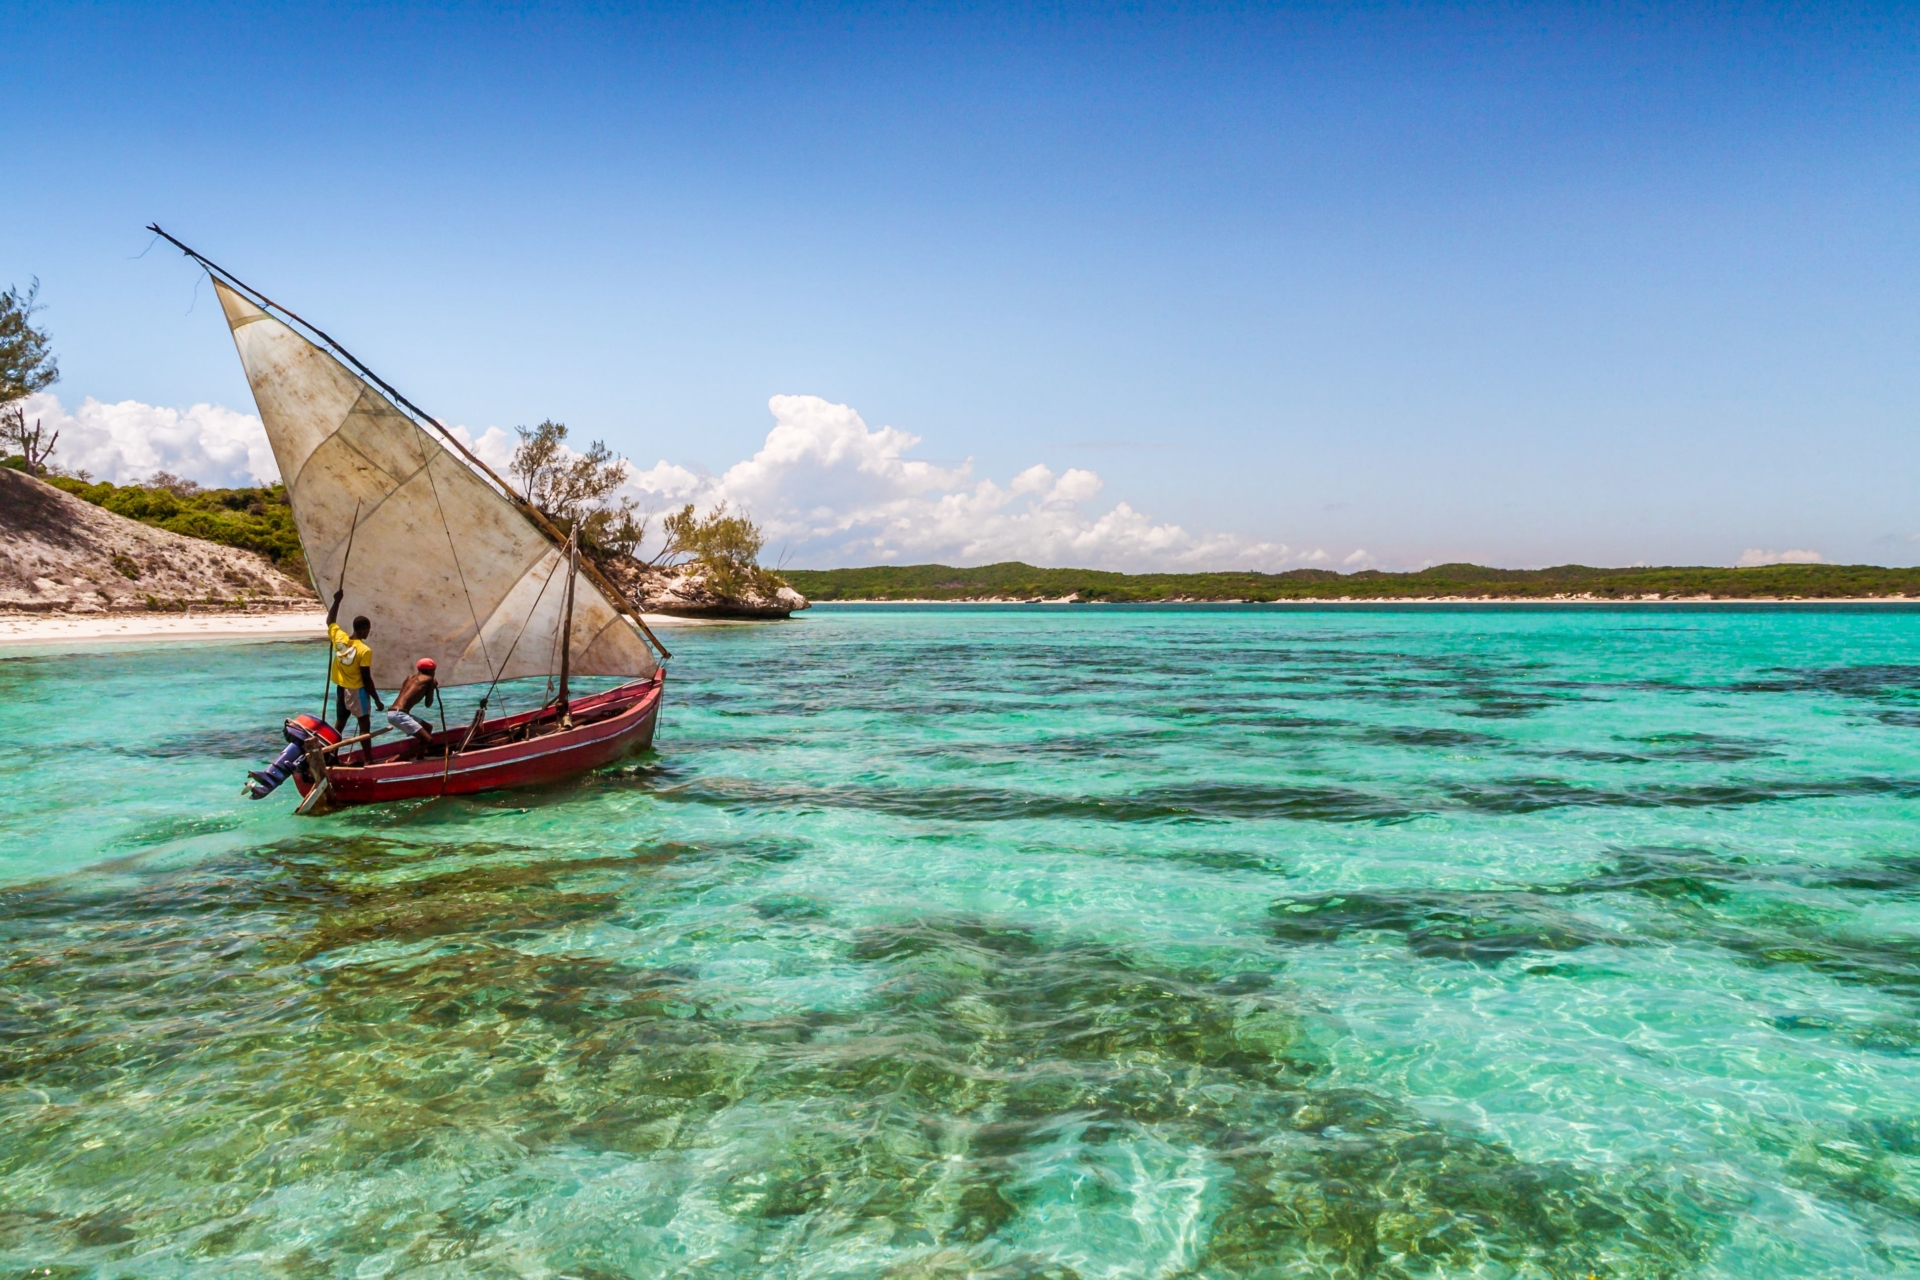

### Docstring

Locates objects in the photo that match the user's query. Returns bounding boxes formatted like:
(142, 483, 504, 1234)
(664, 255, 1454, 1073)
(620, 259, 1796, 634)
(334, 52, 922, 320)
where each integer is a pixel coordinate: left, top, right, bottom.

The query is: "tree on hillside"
(147, 471, 203, 498)
(508, 419, 647, 558)
(0, 406, 59, 476)
(0, 279, 61, 475)
(0, 280, 57, 402)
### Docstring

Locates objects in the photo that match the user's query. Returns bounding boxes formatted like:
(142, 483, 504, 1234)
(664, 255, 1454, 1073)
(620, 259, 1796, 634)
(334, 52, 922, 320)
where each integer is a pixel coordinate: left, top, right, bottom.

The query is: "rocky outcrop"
(600, 555, 808, 620)
(0, 468, 313, 613)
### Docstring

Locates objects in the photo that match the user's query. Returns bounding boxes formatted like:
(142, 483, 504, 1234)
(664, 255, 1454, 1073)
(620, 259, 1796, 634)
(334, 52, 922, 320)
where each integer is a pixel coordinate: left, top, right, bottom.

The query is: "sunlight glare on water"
(3, 604, 1920, 1278)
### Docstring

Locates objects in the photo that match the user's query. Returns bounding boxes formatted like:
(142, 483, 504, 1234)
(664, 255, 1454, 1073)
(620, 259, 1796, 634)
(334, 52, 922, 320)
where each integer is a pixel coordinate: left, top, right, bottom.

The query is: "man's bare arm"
(361, 665, 385, 712)
(326, 588, 344, 628)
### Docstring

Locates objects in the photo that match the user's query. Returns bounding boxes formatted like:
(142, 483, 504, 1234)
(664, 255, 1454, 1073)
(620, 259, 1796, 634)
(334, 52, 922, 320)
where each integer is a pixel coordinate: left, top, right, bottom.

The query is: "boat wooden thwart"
(154, 225, 673, 813)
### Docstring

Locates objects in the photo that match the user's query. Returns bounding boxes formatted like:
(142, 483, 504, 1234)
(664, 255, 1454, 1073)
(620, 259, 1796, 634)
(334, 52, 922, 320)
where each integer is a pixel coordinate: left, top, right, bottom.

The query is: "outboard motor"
(245, 715, 342, 799)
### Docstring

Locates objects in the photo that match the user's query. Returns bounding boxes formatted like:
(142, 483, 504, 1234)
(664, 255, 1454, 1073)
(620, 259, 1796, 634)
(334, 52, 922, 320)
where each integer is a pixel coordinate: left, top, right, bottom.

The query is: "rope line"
(421, 450, 492, 678)
(470, 549, 564, 715)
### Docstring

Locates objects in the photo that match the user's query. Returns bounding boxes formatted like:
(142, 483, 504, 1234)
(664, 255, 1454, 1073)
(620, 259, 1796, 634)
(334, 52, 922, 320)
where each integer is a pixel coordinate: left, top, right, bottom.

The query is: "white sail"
(214, 279, 658, 690)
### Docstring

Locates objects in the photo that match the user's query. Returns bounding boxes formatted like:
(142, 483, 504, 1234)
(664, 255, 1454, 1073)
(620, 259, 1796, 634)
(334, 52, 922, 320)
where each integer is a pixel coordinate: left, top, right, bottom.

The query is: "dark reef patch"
(658, 777, 1420, 825)
(1446, 775, 1920, 815)
(1361, 725, 1506, 750)
(120, 726, 284, 759)
(1624, 732, 1782, 763)
(1773, 1014, 1920, 1056)
(1268, 891, 1633, 962)
(1707, 927, 1920, 999)
(1549, 734, 1781, 765)
(1553, 847, 1748, 904)
(104, 810, 246, 850)
(1269, 847, 1920, 1002)
(1800, 856, 1920, 894)
(1735, 665, 1920, 700)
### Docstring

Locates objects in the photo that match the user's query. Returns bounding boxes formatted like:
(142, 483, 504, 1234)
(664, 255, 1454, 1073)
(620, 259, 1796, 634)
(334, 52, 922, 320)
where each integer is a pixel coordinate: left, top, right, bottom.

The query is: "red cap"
(416, 658, 437, 672)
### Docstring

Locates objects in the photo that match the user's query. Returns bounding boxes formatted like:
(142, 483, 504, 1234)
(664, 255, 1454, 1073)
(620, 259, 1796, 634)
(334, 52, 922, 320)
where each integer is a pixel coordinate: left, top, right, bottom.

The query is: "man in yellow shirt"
(326, 587, 385, 765)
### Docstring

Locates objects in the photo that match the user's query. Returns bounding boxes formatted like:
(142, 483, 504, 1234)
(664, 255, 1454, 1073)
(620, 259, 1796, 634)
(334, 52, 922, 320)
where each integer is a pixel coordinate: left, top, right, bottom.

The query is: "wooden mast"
(556, 530, 578, 728)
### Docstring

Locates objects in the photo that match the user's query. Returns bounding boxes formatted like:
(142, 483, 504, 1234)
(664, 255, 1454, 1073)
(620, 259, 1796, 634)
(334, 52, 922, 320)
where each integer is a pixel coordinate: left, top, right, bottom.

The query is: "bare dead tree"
(0, 403, 58, 477)
(0, 279, 60, 477)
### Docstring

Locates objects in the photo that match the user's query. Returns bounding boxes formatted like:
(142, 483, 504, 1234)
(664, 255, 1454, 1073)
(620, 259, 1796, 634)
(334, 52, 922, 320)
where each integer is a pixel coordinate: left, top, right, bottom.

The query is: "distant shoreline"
(784, 560, 1920, 605)
(812, 596, 1917, 606)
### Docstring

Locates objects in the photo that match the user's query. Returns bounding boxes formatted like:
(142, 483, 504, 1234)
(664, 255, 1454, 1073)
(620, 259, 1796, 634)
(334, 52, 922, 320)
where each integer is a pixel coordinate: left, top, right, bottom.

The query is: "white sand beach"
(0, 608, 716, 655)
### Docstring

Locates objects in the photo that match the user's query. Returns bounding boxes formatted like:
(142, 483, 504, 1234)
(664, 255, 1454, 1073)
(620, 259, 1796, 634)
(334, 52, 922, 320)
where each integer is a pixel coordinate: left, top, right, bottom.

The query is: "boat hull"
(294, 671, 663, 810)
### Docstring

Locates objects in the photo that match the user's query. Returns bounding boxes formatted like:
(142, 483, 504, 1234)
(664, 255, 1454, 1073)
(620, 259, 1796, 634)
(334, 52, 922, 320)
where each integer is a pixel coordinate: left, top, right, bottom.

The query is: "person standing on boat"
(327, 588, 384, 765)
(386, 659, 440, 759)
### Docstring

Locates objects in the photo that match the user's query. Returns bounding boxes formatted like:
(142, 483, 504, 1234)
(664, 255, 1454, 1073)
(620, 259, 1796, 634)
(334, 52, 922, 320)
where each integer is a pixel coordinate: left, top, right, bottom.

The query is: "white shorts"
(386, 708, 430, 737)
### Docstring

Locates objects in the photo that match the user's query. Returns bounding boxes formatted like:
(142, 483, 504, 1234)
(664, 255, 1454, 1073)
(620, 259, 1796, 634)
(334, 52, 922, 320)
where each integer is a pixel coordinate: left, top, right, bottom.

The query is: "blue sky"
(5, 1, 1918, 570)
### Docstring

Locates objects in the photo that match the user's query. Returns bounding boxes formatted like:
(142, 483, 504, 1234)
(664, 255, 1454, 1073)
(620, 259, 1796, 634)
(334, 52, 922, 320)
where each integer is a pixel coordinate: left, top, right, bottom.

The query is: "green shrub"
(658, 502, 787, 599)
(104, 486, 178, 520)
(44, 475, 309, 585)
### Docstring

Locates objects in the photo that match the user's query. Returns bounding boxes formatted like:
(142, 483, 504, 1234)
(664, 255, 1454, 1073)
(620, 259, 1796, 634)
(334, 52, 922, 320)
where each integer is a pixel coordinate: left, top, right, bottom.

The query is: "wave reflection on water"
(3, 604, 1920, 1277)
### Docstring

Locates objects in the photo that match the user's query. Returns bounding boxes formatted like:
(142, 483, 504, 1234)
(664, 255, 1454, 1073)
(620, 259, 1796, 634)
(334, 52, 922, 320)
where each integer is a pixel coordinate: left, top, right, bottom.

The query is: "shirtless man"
(386, 659, 441, 760)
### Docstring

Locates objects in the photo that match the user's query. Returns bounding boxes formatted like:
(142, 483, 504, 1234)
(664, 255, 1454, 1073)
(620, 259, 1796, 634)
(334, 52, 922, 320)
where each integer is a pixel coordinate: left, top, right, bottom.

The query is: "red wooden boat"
(159, 227, 676, 814)
(294, 670, 664, 810)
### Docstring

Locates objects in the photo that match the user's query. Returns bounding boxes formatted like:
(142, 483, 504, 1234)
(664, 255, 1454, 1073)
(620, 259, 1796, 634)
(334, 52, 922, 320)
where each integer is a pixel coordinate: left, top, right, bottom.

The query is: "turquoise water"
(4, 604, 1920, 1278)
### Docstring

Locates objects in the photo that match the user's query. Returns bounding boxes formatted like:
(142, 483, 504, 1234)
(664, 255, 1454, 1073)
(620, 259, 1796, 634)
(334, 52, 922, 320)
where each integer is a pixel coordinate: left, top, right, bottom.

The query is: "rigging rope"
(538, 539, 571, 711)
(457, 548, 564, 751)
(421, 451, 493, 679)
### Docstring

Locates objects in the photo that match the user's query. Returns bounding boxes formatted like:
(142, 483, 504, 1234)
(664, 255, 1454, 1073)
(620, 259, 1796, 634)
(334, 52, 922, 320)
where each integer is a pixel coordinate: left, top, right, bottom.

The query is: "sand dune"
(0, 469, 312, 613)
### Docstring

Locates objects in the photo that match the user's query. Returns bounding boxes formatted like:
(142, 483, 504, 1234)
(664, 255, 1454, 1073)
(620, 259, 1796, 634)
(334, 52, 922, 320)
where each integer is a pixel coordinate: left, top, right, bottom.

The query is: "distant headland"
(785, 561, 1920, 603)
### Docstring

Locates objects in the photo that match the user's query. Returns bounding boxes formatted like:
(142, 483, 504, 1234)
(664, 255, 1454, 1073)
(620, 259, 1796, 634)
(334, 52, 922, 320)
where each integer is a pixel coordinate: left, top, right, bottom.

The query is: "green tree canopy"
(0, 279, 58, 402)
(508, 418, 646, 558)
(657, 502, 779, 598)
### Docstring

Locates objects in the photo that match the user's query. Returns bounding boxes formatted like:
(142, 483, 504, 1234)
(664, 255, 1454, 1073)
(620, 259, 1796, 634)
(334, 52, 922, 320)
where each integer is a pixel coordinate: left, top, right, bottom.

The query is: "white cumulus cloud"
(24, 390, 1334, 571)
(449, 424, 517, 474)
(17, 392, 277, 487)
(1736, 548, 1827, 567)
(623, 394, 1311, 570)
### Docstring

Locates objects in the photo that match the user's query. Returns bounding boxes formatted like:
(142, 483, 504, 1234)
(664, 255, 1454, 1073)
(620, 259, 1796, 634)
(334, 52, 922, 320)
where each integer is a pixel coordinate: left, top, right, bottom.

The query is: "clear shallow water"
(4, 604, 1920, 1277)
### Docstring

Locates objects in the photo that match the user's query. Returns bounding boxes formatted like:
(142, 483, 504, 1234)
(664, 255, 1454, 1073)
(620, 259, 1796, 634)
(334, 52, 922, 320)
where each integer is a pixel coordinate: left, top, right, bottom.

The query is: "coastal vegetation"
(601, 503, 807, 618)
(40, 474, 308, 582)
(0, 278, 62, 477)
(508, 418, 646, 558)
(655, 502, 785, 601)
(506, 419, 800, 614)
(785, 560, 1920, 601)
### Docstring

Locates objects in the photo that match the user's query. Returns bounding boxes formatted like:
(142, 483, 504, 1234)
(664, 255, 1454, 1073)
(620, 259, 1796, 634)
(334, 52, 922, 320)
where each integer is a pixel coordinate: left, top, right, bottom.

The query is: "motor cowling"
(285, 714, 342, 746)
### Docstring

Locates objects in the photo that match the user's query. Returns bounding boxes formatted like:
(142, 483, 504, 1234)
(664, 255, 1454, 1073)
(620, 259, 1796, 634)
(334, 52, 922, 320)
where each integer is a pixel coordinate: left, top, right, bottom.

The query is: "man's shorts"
(386, 708, 430, 738)
(336, 685, 371, 717)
